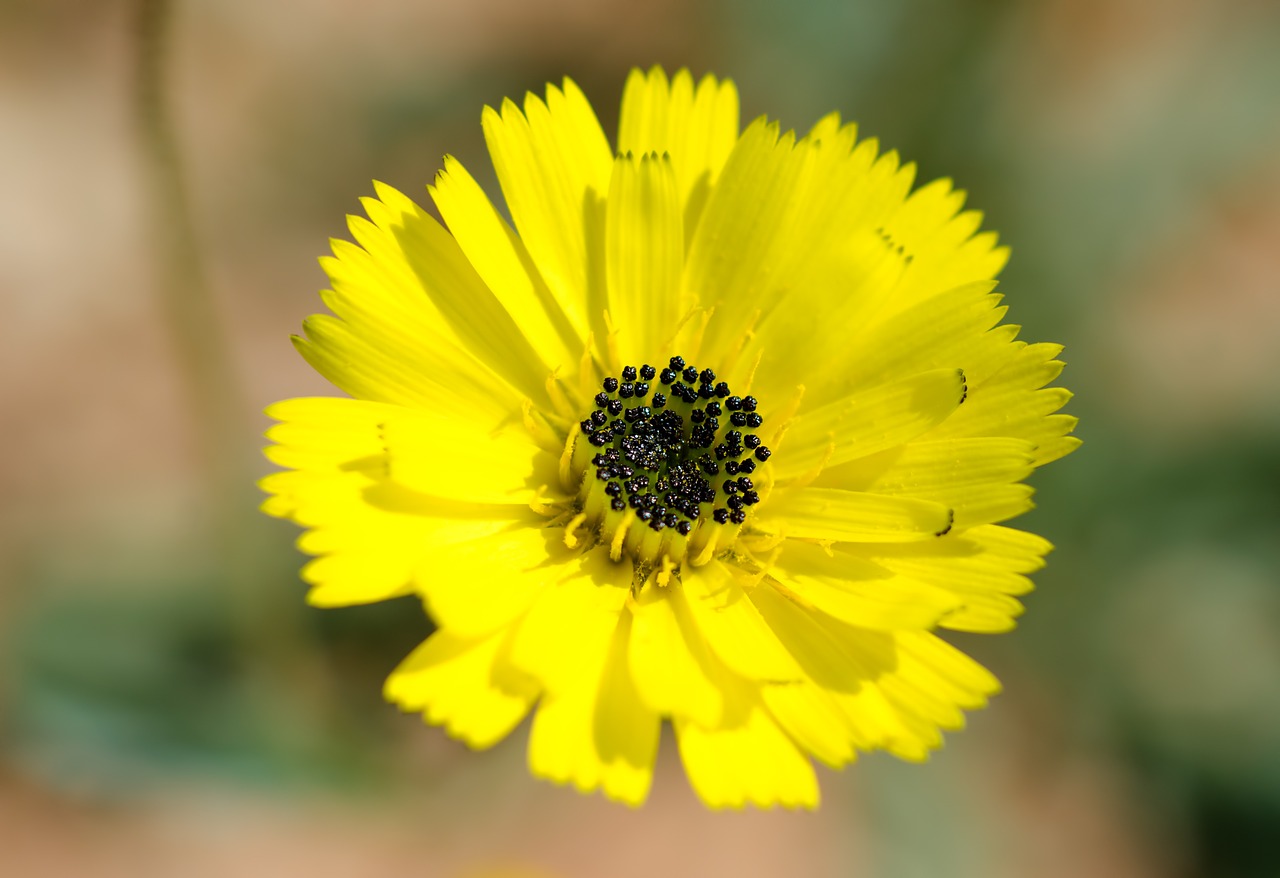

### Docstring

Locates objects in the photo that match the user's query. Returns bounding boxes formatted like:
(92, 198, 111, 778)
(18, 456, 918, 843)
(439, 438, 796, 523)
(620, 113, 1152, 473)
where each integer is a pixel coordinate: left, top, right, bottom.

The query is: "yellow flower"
(261, 67, 1078, 809)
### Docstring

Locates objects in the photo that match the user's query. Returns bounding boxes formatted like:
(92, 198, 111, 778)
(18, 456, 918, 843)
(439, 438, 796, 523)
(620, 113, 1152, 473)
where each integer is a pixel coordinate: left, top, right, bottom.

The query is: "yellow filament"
(656, 554, 677, 587)
(563, 512, 589, 548)
(610, 509, 636, 561)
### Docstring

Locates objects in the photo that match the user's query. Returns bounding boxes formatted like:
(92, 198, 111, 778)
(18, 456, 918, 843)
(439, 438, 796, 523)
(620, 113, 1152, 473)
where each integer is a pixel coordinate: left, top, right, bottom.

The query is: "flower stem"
(133, 0, 336, 749)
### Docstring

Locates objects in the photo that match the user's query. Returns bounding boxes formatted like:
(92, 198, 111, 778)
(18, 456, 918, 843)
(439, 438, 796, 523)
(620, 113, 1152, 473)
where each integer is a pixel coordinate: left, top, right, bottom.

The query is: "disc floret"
(568, 356, 772, 571)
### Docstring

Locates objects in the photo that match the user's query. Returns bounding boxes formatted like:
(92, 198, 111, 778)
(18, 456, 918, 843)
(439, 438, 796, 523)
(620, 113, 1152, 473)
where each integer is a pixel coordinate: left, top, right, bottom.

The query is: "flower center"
(563, 356, 772, 577)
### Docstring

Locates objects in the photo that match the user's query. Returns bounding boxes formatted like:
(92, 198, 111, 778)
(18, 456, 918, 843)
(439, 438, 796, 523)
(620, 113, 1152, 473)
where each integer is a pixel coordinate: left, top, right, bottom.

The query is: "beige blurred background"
(3, 0, 1279, 875)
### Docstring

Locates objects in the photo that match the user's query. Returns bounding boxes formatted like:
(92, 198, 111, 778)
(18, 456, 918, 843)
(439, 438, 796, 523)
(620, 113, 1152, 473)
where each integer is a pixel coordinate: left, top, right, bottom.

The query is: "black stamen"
(578, 355, 775, 534)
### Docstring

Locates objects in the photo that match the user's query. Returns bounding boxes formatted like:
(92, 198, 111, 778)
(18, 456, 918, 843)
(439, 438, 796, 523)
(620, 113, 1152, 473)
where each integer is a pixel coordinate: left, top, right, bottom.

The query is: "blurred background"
(2, 0, 1279, 875)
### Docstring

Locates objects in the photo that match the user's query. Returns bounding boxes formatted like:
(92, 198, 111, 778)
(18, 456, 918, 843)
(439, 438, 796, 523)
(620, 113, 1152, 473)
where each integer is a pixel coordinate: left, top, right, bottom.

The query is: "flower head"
(261, 67, 1078, 809)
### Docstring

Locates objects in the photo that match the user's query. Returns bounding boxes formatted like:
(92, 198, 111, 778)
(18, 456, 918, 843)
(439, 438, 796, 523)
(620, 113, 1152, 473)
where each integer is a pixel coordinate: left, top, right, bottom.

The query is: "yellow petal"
(803, 614, 985, 753)
(756, 486, 954, 542)
(430, 155, 579, 367)
(717, 127, 915, 387)
(316, 185, 552, 410)
(682, 117, 808, 362)
(298, 549, 416, 606)
(880, 177, 1010, 316)
(677, 559, 802, 682)
(768, 539, 962, 629)
(507, 548, 631, 693)
(758, 682, 856, 769)
(381, 410, 541, 504)
(528, 607, 659, 805)
(675, 687, 818, 809)
(261, 397, 532, 607)
(482, 80, 612, 341)
(263, 396, 399, 469)
(866, 631, 1001, 736)
(627, 582, 724, 728)
(384, 628, 538, 749)
(933, 340, 1077, 460)
(834, 281, 1006, 393)
(752, 620, 915, 758)
(282, 488, 525, 607)
(752, 276, 1013, 418)
(894, 629, 1001, 708)
(605, 151, 684, 367)
(617, 66, 739, 238)
(294, 314, 507, 420)
(359, 181, 551, 403)
(871, 671, 965, 733)
(269, 395, 546, 507)
(421, 525, 572, 638)
(746, 579, 899, 691)
(840, 524, 1051, 633)
(818, 437, 1038, 529)
(262, 468, 514, 545)
(773, 368, 967, 480)
(591, 610, 662, 804)
(828, 682, 941, 761)
(821, 436, 1033, 493)
(746, 226, 908, 401)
